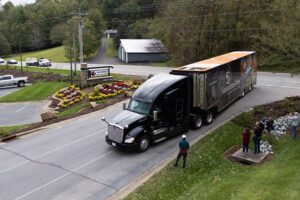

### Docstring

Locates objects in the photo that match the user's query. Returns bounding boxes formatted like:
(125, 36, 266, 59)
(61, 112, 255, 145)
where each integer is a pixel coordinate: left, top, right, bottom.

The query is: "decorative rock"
(41, 111, 57, 121)
(90, 102, 97, 108)
(260, 140, 273, 154)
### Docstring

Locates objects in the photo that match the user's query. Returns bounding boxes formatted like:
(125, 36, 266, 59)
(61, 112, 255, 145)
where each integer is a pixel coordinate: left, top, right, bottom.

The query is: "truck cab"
(103, 73, 190, 152)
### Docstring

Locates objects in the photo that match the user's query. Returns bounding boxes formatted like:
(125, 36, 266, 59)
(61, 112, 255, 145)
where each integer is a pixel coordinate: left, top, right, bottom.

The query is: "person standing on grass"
(253, 122, 263, 154)
(174, 134, 189, 168)
(242, 128, 250, 153)
(290, 112, 299, 139)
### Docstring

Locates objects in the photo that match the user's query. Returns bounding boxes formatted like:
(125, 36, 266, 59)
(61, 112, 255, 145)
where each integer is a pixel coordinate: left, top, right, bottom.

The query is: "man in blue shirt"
(174, 134, 190, 168)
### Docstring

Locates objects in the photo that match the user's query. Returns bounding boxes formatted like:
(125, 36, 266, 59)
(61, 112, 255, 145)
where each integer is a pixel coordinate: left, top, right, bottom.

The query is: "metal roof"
(132, 73, 186, 103)
(120, 39, 167, 53)
(172, 51, 255, 72)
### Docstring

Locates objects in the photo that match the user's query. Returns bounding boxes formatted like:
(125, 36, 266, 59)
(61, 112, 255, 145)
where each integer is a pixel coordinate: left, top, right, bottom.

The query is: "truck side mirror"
(123, 102, 127, 110)
(153, 111, 158, 121)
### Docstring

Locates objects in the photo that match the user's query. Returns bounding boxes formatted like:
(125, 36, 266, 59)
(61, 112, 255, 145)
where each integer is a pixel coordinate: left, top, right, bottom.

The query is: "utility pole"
(69, 23, 73, 85)
(18, 32, 23, 73)
(72, 31, 77, 79)
(78, 6, 84, 64)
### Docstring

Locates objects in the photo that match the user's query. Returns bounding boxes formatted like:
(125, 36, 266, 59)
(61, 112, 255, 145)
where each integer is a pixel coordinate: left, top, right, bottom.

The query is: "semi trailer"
(102, 51, 257, 152)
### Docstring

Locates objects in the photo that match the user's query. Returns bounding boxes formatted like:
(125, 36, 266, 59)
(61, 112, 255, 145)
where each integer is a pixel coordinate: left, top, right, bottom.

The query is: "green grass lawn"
(105, 38, 117, 57)
(126, 119, 300, 200)
(57, 102, 90, 118)
(0, 125, 28, 138)
(1, 65, 72, 76)
(6, 46, 68, 63)
(0, 82, 69, 102)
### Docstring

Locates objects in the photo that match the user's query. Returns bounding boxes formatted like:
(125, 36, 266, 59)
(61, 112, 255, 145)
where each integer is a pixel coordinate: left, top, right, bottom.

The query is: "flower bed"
(55, 85, 85, 109)
(88, 81, 139, 101)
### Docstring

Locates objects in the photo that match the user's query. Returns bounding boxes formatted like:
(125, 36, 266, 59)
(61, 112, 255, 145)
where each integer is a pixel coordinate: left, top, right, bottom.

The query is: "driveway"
(86, 38, 123, 65)
(0, 87, 21, 98)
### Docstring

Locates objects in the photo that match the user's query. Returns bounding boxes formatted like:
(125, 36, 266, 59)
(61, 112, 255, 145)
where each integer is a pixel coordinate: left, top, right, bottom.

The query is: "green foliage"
(0, 32, 11, 55)
(6, 46, 68, 62)
(57, 102, 90, 118)
(105, 38, 117, 57)
(0, 125, 28, 138)
(283, 97, 294, 113)
(232, 111, 252, 128)
(0, 82, 69, 102)
(256, 0, 300, 72)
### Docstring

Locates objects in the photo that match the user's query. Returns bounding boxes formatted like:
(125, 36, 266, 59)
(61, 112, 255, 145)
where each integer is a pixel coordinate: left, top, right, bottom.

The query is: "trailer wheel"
(204, 111, 214, 124)
(192, 115, 203, 129)
(18, 81, 25, 87)
(137, 135, 150, 152)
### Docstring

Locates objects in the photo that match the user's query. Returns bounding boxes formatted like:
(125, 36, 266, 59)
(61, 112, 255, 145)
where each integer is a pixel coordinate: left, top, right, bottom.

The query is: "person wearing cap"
(174, 134, 190, 168)
(289, 112, 299, 139)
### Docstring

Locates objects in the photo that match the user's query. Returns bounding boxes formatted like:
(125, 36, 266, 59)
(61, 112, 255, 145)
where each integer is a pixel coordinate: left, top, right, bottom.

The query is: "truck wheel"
(18, 81, 25, 87)
(204, 111, 214, 124)
(137, 135, 150, 152)
(192, 115, 203, 129)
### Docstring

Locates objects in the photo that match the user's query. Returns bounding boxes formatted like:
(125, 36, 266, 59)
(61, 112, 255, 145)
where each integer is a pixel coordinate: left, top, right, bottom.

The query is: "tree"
(50, 23, 67, 46)
(256, 0, 300, 71)
(0, 33, 11, 56)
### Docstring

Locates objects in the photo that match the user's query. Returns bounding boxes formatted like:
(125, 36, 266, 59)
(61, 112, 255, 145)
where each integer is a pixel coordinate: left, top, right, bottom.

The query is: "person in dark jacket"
(253, 122, 263, 154)
(174, 134, 190, 168)
(242, 128, 251, 153)
(266, 117, 274, 134)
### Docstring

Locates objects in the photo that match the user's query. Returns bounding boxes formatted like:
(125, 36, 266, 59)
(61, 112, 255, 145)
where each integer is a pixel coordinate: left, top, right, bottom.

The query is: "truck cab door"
(165, 88, 188, 136)
(151, 103, 169, 143)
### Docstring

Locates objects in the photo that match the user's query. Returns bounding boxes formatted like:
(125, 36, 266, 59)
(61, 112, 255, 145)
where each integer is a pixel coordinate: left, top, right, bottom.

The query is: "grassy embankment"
(6, 46, 68, 63)
(0, 82, 69, 103)
(126, 113, 300, 200)
(0, 125, 29, 138)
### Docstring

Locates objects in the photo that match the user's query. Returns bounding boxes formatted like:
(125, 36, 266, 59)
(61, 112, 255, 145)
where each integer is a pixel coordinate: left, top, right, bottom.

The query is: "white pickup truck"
(0, 75, 28, 87)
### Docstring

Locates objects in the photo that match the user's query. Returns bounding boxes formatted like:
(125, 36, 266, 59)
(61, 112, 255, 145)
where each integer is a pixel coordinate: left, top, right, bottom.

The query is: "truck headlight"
(105, 131, 108, 136)
(125, 137, 135, 143)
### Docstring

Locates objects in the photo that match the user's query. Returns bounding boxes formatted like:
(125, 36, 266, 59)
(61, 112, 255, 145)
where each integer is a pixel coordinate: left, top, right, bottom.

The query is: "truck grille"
(108, 123, 124, 143)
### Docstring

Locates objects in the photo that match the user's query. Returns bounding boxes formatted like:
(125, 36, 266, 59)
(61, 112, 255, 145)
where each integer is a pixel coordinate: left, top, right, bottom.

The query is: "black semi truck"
(102, 51, 257, 152)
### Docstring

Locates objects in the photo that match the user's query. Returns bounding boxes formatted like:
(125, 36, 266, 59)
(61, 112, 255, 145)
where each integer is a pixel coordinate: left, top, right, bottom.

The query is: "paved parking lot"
(0, 87, 20, 97)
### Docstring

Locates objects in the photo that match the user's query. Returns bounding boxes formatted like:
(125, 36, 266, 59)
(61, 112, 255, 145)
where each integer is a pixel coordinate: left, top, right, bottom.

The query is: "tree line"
(0, 0, 299, 70)
(0, 0, 105, 59)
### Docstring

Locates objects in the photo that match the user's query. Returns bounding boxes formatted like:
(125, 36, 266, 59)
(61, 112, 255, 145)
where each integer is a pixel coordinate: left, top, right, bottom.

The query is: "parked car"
(7, 59, 18, 65)
(26, 57, 38, 66)
(0, 58, 5, 64)
(0, 75, 28, 87)
(38, 58, 51, 67)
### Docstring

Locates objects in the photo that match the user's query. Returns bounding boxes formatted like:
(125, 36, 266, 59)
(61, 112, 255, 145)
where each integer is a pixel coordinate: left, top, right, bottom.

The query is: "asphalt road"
(0, 72, 300, 200)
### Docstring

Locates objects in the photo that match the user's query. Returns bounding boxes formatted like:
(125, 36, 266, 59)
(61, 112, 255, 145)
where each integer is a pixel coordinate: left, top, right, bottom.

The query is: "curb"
(1, 127, 46, 142)
(107, 110, 248, 200)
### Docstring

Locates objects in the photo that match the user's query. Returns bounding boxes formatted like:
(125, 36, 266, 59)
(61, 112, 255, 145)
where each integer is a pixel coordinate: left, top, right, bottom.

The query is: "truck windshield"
(128, 99, 151, 115)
